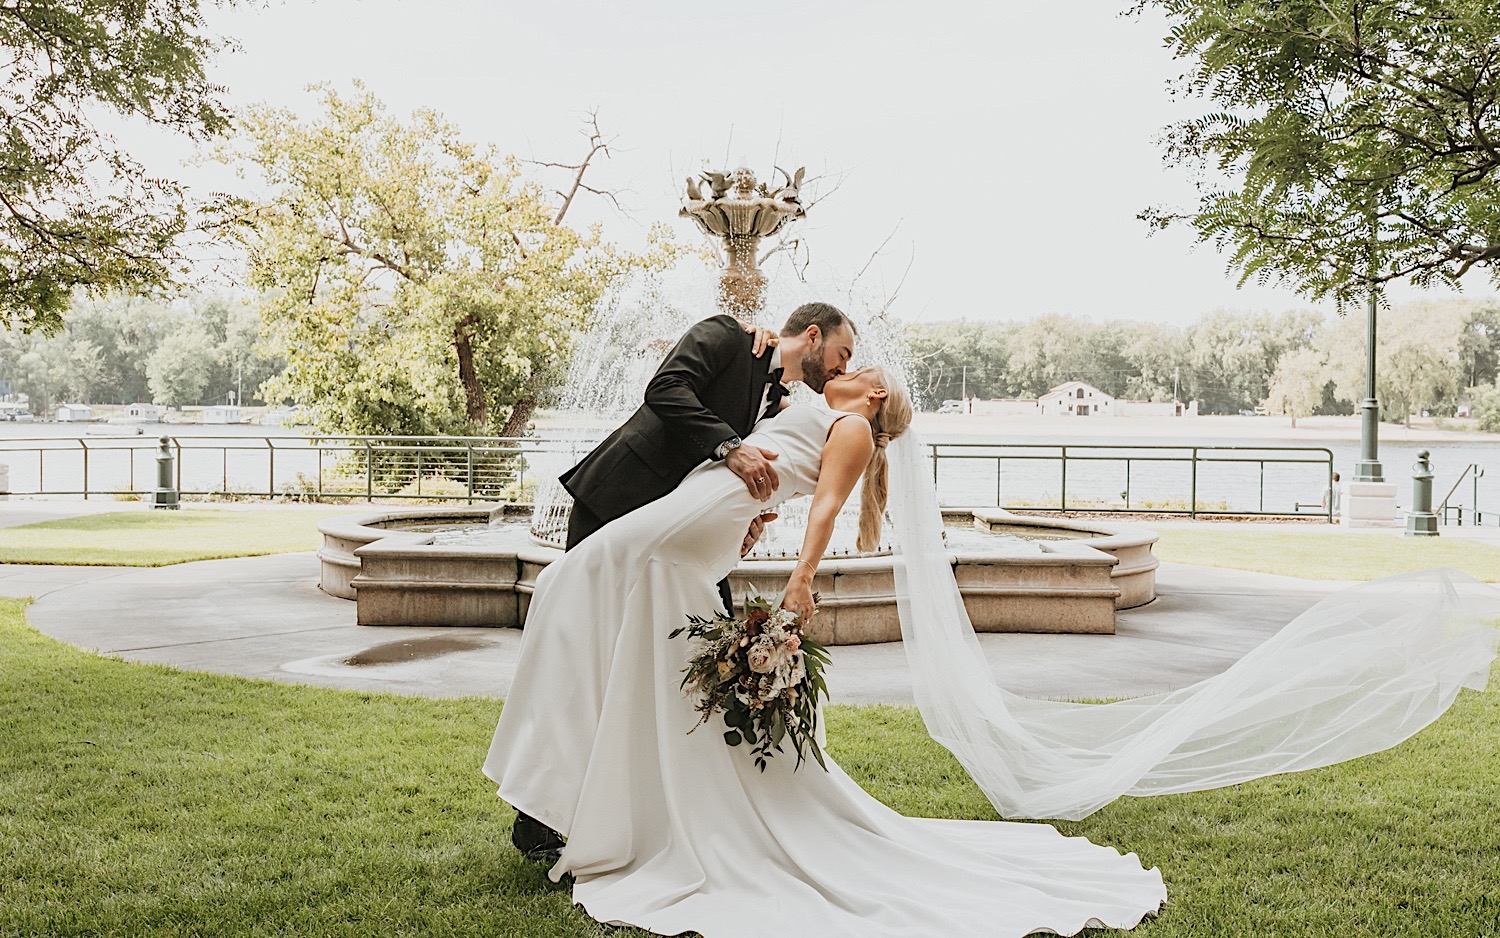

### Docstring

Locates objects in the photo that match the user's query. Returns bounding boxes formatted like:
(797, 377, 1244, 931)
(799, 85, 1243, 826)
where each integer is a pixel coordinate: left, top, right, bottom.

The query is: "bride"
(485, 367, 1167, 936)
(486, 366, 1499, 936)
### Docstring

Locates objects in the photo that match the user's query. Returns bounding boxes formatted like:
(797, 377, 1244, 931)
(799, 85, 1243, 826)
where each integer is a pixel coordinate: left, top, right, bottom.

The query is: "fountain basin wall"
(319, 506, 1157, 644)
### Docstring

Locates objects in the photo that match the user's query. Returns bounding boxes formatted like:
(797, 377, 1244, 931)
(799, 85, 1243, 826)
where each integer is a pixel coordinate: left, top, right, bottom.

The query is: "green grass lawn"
(2, 599, 1497, 937)
(1153, 526, 1500, 581)
(0, 509, 348, 566)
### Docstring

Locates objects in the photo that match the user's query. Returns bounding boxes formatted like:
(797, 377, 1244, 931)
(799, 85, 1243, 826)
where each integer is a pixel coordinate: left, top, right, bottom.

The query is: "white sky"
(122, 0, 1481, 326)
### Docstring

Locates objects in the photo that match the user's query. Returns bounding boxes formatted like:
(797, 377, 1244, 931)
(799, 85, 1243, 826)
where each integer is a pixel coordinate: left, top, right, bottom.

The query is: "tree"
(1457, 302, 1500, 388)
(1184, 310, 1274, 414)
(1141, 0, 1500, 308)
(147, 328, 216, 406)
(1321, 300, 1464, 424)
(222, 86, 672, 438)
(0, 291, 282, 408)
(1470, 380, 1500, 431)
(1264, 348, 1327, 427)
(1, 0, 235, 333)
(1119, 321, 1189, 402)
(1006, 315, 1097, 398)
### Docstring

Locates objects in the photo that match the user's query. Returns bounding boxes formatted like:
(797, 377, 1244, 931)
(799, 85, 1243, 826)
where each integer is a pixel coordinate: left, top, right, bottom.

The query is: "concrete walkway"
(9, 551, 1347, 704)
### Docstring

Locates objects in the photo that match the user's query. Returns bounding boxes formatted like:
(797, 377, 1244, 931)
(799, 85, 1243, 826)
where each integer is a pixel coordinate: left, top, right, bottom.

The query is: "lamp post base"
(1340, 480, 1398, 528)
(1404, 512, 1439, 537)
(1352, 459, 1385, 483)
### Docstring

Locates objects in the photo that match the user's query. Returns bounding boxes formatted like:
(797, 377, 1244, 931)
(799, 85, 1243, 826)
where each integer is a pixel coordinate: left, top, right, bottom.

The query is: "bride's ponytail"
(855, 372, 913, 552)
(856, 438, 891, 552)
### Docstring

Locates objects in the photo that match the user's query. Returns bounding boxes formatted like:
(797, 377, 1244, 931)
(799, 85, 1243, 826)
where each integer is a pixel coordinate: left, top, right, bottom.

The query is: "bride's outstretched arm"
(781, 415, 874, 622)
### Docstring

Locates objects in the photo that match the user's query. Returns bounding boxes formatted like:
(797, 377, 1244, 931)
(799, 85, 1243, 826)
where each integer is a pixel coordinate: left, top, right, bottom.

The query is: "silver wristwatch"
(713, 436, 742, 460)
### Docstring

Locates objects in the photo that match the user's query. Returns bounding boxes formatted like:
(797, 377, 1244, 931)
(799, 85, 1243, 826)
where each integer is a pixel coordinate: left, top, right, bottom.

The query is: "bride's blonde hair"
(856, 368, 914, 552)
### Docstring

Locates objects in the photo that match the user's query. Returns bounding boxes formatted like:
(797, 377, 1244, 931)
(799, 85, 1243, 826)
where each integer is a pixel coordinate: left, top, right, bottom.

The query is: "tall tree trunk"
(454, 320, 487, 428)
(500, 371, 548, 438)
(500, 398, 536, 438)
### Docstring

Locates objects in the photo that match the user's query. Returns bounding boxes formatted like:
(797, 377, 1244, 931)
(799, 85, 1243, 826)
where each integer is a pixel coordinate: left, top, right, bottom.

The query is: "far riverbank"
(532, 409, 1500, 446)
(913, 413, 1500, 444)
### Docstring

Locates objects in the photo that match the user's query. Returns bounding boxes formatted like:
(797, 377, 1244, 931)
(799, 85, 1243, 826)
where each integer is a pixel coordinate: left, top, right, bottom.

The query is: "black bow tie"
(768, 367, 784, 386)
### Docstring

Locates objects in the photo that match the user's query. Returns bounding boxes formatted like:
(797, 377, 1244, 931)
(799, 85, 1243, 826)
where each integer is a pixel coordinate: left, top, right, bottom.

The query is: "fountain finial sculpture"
(681, 165, 806, 323)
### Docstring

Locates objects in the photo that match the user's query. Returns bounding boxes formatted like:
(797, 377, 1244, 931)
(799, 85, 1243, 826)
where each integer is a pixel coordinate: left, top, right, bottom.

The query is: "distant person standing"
(1322, 471, 1342, 515)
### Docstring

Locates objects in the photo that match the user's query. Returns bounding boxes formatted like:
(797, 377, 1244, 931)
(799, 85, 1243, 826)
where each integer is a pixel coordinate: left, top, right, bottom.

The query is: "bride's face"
(824, 367, 887, 415)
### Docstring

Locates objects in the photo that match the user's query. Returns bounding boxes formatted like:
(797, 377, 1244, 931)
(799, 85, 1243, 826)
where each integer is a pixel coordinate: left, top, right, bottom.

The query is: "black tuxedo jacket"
(561, 314, 785, 529)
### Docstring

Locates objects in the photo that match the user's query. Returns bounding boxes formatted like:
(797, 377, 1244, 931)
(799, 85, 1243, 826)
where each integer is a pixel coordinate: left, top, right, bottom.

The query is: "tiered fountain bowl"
(317, 506, 1157, 645)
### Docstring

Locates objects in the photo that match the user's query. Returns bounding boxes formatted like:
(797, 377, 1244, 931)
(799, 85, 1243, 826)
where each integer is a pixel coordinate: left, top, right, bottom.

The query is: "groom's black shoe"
(511, 810, 565, 863)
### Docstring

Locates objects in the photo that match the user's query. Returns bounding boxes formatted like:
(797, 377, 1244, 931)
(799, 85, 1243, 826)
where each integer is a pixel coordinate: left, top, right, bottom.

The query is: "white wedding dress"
(484, 404, 1167, 937)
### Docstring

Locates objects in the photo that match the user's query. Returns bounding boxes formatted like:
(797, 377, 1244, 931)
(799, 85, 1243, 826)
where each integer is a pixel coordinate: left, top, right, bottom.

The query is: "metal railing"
(0, 434, 597, 502)
(0, 434, 1339, 518)
(1437, 463, 1494, 526)
(927, 442, 1337, 519)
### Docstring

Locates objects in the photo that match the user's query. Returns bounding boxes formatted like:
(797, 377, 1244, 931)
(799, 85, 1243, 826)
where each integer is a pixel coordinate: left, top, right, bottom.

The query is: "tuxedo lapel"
(745, 350, 775, 431)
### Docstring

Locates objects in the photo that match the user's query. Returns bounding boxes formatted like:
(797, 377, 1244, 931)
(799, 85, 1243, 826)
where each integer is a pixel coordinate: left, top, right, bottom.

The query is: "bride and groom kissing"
(504, 301, 857, 854)
(483, 301, 1171, 937)
(481, 302, 1499, 937)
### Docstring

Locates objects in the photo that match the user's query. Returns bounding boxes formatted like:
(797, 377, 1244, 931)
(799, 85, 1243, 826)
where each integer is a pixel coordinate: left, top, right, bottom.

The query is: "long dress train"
(484, 405, 1167, 937)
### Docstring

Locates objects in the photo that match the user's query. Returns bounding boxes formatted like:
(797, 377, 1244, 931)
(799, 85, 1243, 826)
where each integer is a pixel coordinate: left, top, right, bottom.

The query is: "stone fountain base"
(318, 505, 1158, 644)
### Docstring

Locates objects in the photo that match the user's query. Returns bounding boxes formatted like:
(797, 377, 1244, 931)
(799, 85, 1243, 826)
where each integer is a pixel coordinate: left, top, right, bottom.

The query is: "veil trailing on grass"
(885, 429, 1500, 821)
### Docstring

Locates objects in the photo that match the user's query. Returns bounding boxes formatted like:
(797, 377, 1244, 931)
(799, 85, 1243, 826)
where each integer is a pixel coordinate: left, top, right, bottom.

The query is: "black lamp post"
(1353, 282, 1384, 482)
(1353, 209, 1384, 483)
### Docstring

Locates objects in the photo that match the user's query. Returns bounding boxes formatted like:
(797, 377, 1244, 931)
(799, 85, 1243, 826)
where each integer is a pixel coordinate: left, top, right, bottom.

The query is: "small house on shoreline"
(944, 382, 1197, 417)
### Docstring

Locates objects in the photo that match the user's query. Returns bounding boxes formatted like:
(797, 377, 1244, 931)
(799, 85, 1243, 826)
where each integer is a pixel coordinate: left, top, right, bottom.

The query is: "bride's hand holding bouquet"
(781, 560, 818, 623)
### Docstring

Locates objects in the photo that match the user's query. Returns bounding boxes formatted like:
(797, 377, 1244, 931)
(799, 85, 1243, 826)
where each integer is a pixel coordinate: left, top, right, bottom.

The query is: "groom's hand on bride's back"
(725, 446, 780, 501)
(741, 512, 778, 556)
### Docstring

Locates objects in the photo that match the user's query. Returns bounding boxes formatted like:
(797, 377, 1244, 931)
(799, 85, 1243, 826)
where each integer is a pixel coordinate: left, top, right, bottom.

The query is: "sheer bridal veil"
(884, 430, 1500, 821)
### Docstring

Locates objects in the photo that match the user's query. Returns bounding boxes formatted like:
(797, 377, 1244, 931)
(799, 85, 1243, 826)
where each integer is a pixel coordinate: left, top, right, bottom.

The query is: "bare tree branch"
(851, 218, 907, 288)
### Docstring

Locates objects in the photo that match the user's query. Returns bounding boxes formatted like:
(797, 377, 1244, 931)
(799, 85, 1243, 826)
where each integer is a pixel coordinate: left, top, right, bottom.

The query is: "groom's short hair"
(781, 302, 855, 339)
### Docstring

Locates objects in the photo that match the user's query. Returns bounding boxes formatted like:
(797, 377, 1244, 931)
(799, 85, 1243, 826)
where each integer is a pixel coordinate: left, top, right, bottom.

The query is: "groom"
(511, 301, 856, 861)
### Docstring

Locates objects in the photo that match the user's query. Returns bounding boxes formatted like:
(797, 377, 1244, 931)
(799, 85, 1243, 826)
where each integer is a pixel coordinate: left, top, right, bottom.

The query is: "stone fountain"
(680, 165, 807, 323)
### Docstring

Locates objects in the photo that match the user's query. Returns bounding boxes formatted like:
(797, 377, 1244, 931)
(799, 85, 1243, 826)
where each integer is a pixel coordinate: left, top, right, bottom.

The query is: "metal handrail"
(0, 433, 598, 502)
(1436, 463, 1491, 526)
(0, 434, 1339, 517)
(927, 442, 1337, 520)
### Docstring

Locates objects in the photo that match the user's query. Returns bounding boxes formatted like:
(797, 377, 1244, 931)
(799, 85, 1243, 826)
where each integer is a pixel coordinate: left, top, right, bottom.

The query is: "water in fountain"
(528, 249, 919, 558)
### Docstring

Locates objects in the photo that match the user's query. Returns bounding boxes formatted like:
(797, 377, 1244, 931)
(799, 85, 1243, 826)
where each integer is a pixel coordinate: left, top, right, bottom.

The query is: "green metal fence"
(0, 434, 1338, 518)
(0, 434, 589, 502)
(927, 442, 1337, 520)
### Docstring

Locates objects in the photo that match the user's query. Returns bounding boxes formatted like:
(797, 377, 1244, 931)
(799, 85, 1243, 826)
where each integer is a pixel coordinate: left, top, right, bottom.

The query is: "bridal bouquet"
(671, 595, 831, 772)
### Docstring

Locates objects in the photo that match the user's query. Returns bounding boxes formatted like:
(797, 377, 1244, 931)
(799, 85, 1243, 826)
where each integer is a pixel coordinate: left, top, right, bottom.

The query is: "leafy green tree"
(1006, 314, 1098, 398)
(905, 320, 1019, 403)
(12, 339, 74, 413)
(1321, 300, 1464, 424)
(222, 86, 672, 438)
(1184, 311, 1272, 413)
(1264, 348, 1327, 427)
(1183, 309, 1321, 413)
(1470, 381, 1500, 431)
(147, 328, 216, 406)
(0, 291, 281, 408)
(58, 294, 172, 404)
(1457, 302, 1500, 388)
(1119, 320, 1189, 402)
(1, 0, 235, 333)
(1141, 0, 1500, 308)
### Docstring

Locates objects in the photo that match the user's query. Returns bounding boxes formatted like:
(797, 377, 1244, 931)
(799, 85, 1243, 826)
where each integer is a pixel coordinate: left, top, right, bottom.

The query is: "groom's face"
(799, 324, 855, 394)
